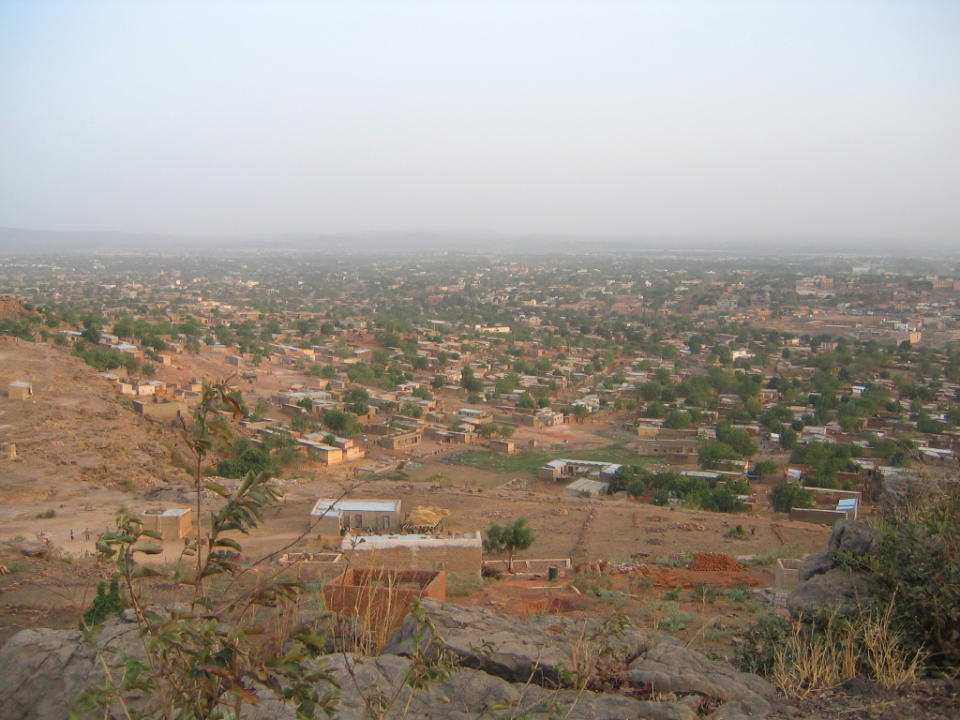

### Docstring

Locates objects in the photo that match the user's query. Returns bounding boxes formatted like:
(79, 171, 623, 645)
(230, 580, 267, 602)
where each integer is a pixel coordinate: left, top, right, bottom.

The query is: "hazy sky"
(1, 0, 958, 241)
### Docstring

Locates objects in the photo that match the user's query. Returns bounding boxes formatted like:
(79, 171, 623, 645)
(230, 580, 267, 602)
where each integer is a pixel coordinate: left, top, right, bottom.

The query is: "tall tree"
(483, 517, 534, 572)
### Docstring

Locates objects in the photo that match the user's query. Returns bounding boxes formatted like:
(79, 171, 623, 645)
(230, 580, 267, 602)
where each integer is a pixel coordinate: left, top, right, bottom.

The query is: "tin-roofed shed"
(311, 498, 401, 535)
(7, 381, 32, 400)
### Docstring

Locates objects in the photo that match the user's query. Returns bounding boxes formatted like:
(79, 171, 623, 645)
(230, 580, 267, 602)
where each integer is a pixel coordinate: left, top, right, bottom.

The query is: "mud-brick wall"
(344, 544, 482, 577)
(323, 569, 446, 632)
(789, 508, 848, 525)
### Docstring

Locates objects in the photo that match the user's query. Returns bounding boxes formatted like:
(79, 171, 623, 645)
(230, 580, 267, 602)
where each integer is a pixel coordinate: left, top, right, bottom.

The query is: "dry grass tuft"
(862, 599, 927, 690)
(771, 602, 925, 696)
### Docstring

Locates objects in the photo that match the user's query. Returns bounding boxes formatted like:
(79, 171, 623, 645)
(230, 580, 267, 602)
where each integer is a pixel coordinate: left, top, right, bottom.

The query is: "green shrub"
(690, 581, 721, 604)
(769, 483, 813, 513)
(723, 583, 750, 603)
(735, 612, 791, 675)
(861, 483, 960, 671)
(81, 576, 125, 629)
(663, 586, 682, 601)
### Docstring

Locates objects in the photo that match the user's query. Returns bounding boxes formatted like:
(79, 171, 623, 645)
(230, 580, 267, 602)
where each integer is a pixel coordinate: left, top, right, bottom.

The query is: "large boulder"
(0, 622, 142, 720)
(384, 598, 664, 685)
(797, 550, 833, 582)
(827, 520, 880, 558)
(787, 567, 871, 619)
(787, 520, 879, 619)
(626, 639, 776, 716)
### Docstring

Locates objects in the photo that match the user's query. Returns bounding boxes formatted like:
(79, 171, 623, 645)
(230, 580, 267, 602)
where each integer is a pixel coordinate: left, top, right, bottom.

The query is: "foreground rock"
(787, 520, 878, 619)
(386, 598, 777, 718)
(0, 600, 777, 720)
(0, 622, 143, 720)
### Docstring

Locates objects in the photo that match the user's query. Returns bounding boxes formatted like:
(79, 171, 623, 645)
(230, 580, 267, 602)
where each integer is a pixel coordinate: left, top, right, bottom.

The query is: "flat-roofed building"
(141, 508, 193, 540)
(341, 531, 483, 577)
(565, 477, 608, 497)
(7, 381, 32, 400)
(538, 458, 622, 482)
(311, 498, 401, 535)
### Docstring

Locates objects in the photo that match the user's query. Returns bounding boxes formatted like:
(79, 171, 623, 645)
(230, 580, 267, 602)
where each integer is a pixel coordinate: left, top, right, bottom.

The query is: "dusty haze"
(1, 0, 958, 244)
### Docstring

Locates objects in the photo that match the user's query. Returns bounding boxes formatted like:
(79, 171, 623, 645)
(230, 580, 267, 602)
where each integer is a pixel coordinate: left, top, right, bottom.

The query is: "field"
(445, 442, 654, 473)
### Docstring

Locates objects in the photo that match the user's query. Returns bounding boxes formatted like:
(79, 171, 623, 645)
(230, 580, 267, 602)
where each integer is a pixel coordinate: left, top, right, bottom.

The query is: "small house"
(311, 498, 402, 535)
(7, 381, 32, 400)
(141, 508, 193, 540)
(565, 477, 608, 497)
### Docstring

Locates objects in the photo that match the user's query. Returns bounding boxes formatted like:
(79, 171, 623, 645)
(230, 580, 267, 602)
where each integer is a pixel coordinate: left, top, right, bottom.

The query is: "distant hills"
(0, 226, 952, 257)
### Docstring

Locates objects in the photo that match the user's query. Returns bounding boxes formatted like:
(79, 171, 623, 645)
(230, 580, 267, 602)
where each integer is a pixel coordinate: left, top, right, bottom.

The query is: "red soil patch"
(611, 566, 759, 589)
(687, 552, 744, 572)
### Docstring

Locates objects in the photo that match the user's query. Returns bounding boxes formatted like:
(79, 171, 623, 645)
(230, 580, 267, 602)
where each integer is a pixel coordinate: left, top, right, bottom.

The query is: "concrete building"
(297, 439, 344, 465)
(311, 498, 401, 535)
(7, 381, 32, 400)
(341, 531, 483, 577)
(141, 508, 192, 540)
(378, 430, 422, 450)
(538, 458, 622, 482)
(565, 477, 608, 497)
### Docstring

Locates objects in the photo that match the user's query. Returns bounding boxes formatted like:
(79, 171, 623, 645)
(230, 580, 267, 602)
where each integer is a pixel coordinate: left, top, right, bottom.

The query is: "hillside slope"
(0, 338, 184, 503)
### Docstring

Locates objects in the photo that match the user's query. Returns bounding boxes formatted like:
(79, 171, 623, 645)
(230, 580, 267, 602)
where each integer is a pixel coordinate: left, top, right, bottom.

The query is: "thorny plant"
(73, 380, 341, 720)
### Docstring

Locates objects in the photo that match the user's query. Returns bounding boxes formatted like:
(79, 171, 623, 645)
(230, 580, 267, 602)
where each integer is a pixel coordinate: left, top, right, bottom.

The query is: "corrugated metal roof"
(311, 499, 399, 517)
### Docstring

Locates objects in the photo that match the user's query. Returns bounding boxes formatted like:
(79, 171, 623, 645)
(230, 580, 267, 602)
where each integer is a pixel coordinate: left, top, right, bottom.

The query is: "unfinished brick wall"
(323, 568, 446, 633)
(343, 543, 482, 577)
(789, 507, 848, 525)
(774, 558, 802, 607)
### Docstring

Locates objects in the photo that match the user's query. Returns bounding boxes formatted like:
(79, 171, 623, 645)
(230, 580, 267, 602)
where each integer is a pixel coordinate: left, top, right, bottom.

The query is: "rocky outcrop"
(316, 653, 700, 720)
(0, 622, 143, 720)
(0, 600, 778, 720)
(787, 567, 871, 619)
(787, 520, 878, 619)
(386, 598, 777, 718)
(827, 520, 880, 558)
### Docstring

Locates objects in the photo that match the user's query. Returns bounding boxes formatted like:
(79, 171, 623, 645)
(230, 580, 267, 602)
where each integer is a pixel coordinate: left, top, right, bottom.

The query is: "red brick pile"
(687, 552, 744, 572)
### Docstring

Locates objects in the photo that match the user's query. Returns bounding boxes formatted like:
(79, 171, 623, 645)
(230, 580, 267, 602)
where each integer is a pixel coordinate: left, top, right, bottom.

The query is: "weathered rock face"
(787, 520, 878, 619)
(787, 567, 871, 619)
(0, 622, 143, 720)
(798, 550, 833, 582)
(827, 520, 880, 558)
(385, 598, 777, 718)
(0, 600, 778, 720)
(316, 653, 700, 720)
(385, 598, 661, 684)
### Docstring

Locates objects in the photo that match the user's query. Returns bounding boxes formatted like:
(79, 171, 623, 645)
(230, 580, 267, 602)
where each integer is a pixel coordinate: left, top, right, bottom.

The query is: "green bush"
(861, 484, 960, 671)
(81, 576, 125, 629)
(769, 482, 813, 513)
(735, 612, 791, 676)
